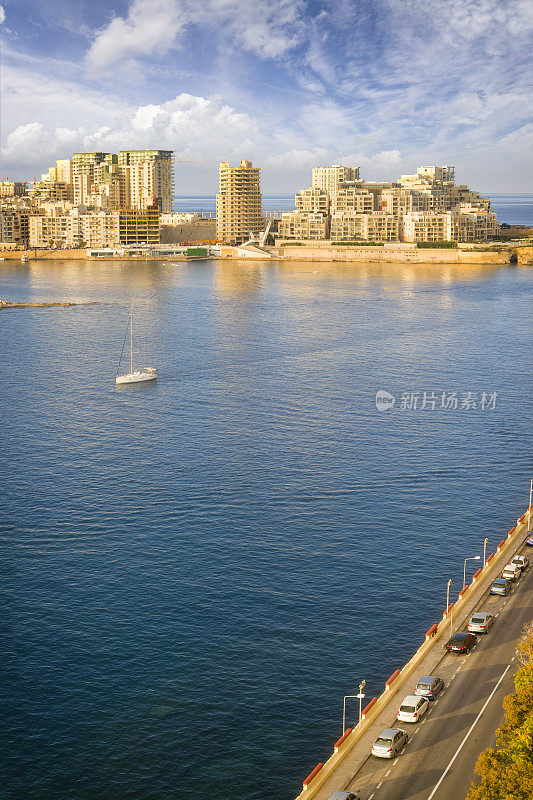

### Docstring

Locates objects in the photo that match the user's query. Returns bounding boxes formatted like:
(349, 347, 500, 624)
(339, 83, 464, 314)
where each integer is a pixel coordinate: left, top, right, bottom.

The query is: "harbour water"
(1, 258, 532, 800)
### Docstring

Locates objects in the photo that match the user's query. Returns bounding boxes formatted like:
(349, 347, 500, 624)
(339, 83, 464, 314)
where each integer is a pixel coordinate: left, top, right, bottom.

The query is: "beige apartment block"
(332, 188, 374, 214)
(29, 211, 67, 248)
(216, 160, 262, 244)
(330, 212, 367, 240)
(378, 188, 429, 214)
(118, 150, 173, 213)
(400, 212, 450, 242)
(447, 211, 499, 242)
(330, 212, 399, 241)
(365, 212, 399, 241)
(0, 180, 27, 197)
(0, 211, 16, 241)
(278, 211, 328, 240)
(78, 211, 120, 248)
(295, 188, 330, 214)
(312, 165, 360, 196)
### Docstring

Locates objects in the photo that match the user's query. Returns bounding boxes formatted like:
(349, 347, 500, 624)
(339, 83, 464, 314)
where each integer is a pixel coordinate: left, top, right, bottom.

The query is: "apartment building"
(278, 211, 328, 240)
(400, 211, 499, 242)
(0, 211, 16, 242)
(447, 211, 499, 242)
(330, 211, 399, 241)
(216, 160, 262, 244)
(295, 188, 330, 214)
(118, 206, 160, 245)
(332, 188, 374, 214)
(72, 152, 109, 205)
(312, 165, 360, 195)
(0, 180, 27, 197)
(400, 213, 449, 243)
(118, 150, 173, 213)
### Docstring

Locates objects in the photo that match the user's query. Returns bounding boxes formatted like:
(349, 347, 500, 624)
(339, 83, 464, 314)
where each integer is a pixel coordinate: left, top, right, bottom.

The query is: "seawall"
(275, 245, 529, 265)
(293, 507, 532, 800)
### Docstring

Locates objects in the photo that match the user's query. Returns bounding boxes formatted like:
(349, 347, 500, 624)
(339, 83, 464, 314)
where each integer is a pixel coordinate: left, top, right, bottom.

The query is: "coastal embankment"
(275, 243, 533, 265)
(293, 508, 533, 800)
(1, 244, 532, 265)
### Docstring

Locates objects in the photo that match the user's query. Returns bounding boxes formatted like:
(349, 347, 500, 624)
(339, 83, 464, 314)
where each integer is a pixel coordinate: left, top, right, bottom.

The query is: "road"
(343, 543, 533, 800)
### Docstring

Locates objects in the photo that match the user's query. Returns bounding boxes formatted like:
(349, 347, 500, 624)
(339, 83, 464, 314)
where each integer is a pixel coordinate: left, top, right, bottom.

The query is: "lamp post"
(463, 555, 481, 588)
(447, 579, 452, 633)
(527, 478, 533, 539)
(343, 681, 366, 734)
(483, 537, 488, 566)
(343, 695, 358, 735)
(357, 680, 366, 725)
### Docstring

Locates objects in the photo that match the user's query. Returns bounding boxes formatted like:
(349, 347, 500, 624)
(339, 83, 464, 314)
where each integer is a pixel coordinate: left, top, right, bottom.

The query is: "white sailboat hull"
(116, 369, 157, 385)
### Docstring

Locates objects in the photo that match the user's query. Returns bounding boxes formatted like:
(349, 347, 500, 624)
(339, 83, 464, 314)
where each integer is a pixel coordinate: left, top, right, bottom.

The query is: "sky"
(1, 0, 532, 194)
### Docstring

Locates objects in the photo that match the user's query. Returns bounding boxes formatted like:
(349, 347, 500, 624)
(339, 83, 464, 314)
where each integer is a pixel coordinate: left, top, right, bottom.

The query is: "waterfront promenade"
(295, 510, 533, 800)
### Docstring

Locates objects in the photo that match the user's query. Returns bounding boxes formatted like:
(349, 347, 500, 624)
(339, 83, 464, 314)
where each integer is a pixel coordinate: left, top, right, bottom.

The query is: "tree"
(466, 624, 533, 800)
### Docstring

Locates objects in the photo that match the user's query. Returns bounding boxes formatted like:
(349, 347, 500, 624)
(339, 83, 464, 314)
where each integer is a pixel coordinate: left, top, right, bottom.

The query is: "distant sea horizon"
(172, 193, 533, 226)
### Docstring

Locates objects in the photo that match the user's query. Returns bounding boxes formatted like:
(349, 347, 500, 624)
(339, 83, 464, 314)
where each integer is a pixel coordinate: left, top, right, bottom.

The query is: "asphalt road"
(344, 544, 533, 800)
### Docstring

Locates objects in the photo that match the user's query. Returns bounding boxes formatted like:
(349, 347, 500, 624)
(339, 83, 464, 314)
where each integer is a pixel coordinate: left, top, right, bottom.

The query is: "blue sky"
(1, 0, 532, 192)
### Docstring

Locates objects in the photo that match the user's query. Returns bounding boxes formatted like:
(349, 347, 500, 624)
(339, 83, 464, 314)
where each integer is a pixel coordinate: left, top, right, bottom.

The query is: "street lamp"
(464, 555, 481, 588)
(527, 478, 533, 539)
(357, 680, 366, 725)
(342, 694, 358, 735)
(447, 579, 452, 633)
(483, 537, 488, 566)
(343, 679, 366, 734)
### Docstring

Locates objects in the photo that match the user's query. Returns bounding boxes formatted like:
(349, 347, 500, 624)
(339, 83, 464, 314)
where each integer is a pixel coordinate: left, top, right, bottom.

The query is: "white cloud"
(0, 6, 5, 24)
(1, 92, 259, 174)
(86, 0, 305, 74)
(86, 0, 187, 74)
(266, 147, 329, 169)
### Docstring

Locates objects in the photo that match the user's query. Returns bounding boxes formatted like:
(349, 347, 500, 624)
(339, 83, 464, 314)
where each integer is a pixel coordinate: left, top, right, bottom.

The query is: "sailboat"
(116, 302, 157, 385)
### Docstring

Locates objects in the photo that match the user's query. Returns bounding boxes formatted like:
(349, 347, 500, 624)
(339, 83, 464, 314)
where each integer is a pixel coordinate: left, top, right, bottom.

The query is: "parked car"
(445, 631, 477, 653)
(328, 793, 361, 800)
(501, 563, 521, 581)
(397, 695, 429, 723)
(371, 728, 408, 758)
(511, 555, 529, 571)
(414, 675, 444, 700)
(468, 612, 494, 634)
(491, 577, 512, 595)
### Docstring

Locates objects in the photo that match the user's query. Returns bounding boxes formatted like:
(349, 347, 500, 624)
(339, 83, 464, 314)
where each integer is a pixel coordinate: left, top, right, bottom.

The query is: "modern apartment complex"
(279, 165, 499, 243)
(0, 148, 174, 249)
(216, 160, 262, 244)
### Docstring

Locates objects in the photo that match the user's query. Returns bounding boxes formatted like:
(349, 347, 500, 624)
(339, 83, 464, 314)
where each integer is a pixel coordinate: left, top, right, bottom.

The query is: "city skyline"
(1, 0, 532, 193)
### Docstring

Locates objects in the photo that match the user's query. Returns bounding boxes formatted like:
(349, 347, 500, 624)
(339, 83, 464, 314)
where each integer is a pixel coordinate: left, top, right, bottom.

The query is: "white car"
(397, 695, 429, 723)
(511, 555, 529, 571)
(502, 563, 521, 581)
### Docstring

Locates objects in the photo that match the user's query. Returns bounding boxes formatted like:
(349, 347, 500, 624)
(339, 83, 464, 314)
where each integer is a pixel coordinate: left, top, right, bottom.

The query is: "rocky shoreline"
(0, 300, 100, 310)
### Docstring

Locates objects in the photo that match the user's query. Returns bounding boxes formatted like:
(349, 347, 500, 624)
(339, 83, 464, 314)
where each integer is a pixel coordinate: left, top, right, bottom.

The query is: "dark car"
(445, 631, 477, 653)
(490, 577, 512, 596)
(414, 675, 444, 700)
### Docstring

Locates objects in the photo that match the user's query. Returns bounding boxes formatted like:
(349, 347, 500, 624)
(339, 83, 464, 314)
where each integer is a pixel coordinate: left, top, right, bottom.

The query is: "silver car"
(468, 611, 494, 634)
(327, 793, 361, 800)
(511, 555, 529, 571)
(371, 727, 408, 758)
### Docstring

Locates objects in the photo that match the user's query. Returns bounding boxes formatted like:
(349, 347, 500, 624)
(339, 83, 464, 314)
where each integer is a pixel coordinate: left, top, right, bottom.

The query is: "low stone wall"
(277, 245, 511, 264)
(294, 506, 532, 800)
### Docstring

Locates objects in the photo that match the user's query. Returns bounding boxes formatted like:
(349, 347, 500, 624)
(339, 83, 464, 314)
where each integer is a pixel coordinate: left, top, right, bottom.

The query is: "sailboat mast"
(130, 302, 133, 374)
